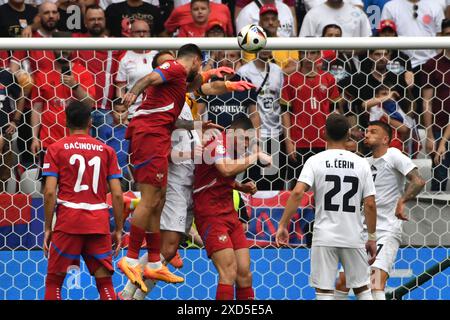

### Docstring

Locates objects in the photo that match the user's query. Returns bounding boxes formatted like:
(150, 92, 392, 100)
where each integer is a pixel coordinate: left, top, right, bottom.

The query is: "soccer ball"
(237, 24, 267, 53)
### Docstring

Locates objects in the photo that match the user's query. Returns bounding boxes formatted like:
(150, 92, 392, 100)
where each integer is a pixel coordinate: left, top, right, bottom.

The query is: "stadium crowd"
(0, 0, 449, 194)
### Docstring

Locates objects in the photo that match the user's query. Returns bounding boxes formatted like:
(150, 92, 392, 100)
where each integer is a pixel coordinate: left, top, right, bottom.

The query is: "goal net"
(0, 38, 449, 300)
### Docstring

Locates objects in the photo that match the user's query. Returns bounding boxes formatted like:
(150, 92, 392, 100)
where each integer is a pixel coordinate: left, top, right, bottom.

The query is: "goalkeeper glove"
(201, 66, 235, 83)
(225, 80, 256, 92)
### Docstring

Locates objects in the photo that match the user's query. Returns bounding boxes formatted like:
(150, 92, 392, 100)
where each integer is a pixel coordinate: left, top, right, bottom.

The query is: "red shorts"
(126, 121, 171, 188)
(195, 213, 248, 258)
(47, 231, 113, 275)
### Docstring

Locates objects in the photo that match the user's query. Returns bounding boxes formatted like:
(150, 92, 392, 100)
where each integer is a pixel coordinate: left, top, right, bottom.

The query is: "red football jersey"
(31, 62, 95, 149)
(11, 30, 55, 73)
(193, 132, 237, 219)
(72, 33, 122, 110)
(282, 70, 339, 149)
(134, 59, 187, 130)
(177, 22, 207, 37)
(42, 134, 122, 235)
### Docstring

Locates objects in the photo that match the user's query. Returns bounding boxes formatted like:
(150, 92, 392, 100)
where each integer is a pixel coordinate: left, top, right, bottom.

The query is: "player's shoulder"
(386, 147, 410, 161)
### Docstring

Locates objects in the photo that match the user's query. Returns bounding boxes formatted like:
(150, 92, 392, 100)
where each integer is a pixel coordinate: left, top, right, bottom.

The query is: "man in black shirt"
(0, 0, 37, 37)
(105, 0, 164, 37)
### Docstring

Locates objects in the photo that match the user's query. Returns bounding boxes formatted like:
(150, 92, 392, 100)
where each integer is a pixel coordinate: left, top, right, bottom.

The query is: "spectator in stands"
(73, 5, 121, 129)
(203, 20, 226, 70)
(234, 0, 297, 34)
(98, 99, 131, 191)
(99, 0, 162, 10)
(30, 32, 95, 159)
(236, 0, 295, 37)
(0, 67, 22, 192)
(300, 0, 371, 37)
(105, 0, 164, 37)
(197, 50, 260, 129)
(0, 0, 38, 37)
(10, 1, 60, 74)
(205, 19, 226, 37)
(238, 49, 288, 190)
(281, 50, 340, 188)
(175, 0, 210, 37)
(243, 4, 298, 73)
(304, 0, 364, 11)
(115, 19, 158, 119)
(339, 49, 416, 155)
(164, 0, 233, 36)
(422, 18, 450, 191)
(381, 0, 444, 70)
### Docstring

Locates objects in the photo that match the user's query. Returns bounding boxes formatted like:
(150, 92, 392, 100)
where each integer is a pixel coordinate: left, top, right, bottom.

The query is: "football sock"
(146, 232, 161, 263)
(96, 277, 116, 300)
(315, 292, 335, 300)
(216, 283, 234, 300)
(372, 290, 386, 300)
(356, 289, 373, 300)
(236, 286, 255, 300)
(44, 274, 65, 300)
(127, 224, 146, 259)
(334, 290, 350, 300)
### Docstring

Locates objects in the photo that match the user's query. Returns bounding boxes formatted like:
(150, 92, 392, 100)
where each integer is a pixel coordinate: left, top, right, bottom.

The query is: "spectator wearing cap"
(421, 18, 450, 191)
(300, 0, 371, 37)
(203, 20, 227, 71)
(164, 0, 233, 36)
(175, 0, 210, 37)
(242, 4, 298, 73)
(236, 0, 296, 37)
(381, 0, 444, 70)
(234, 0, 297, 35)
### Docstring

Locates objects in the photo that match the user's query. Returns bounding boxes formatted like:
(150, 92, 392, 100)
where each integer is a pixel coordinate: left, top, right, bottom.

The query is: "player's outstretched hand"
(275, 225, 289, 247)
(240, 181, 257, 195)
(258, 152, 273, 167)
(207, 66, 235, 79)
(225, 80, 256, 92)
(202, 120, 224, 131)
(112, 229, 122, 258)
(366, 240, 377, 265)
(122, 92, 137, 109)
(395, 198, 409, 221)
(43, 229, 52, 258)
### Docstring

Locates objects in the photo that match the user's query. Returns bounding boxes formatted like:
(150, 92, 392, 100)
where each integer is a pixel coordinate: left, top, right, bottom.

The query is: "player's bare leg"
(44, 272, 66, 300)
(211, 248, 237, 300)
(93, 266, 116, 300)
(371, 268, 388, 300)
(234, 248, 254, 300)
(118, 183, 165, 292)
(334, 271, 350, 300)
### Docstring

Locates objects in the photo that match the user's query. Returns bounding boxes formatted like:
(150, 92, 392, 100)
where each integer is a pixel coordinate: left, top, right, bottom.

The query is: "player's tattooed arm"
(402, 168, 426, 202)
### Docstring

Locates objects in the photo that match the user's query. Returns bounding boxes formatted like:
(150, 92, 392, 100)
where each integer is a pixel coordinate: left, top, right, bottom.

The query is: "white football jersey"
(299, 149, 376, 248)
(237, 61, 283, 138)
(365, 148, 416, 238)
(169, 102, 200, 187)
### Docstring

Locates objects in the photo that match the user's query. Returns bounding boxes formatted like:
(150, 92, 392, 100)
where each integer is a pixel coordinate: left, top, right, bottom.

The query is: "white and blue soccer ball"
(237, 24, 267, 53)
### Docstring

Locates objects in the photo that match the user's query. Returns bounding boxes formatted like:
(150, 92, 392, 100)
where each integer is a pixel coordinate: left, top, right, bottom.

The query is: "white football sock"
(132, 253, 168, 300)
(372, 290, 386, 300)
(334, 290, 350, 300)
(316, 293, 335, 300)
(356, 289, 373, 300)
(121, 281, 138, 300)
(125, 256, 139, 266)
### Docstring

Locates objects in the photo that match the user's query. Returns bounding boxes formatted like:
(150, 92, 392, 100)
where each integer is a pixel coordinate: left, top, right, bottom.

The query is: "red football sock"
(146, 232, 161, 263)
(236, 286, 255, 300)
(127, 224, 145, 259)
(95, 277, 117, 300)
(44, 274, 65, 300)
(216, 283, 234, 300)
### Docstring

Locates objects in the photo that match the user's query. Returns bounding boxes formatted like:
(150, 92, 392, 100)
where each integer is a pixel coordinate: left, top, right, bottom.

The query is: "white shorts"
(310, 246, 370, 290)
(337, 231, 400, 277)
(160, 182, 194, 234)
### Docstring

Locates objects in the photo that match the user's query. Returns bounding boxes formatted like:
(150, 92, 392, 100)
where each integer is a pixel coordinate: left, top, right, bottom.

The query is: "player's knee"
(218, 260, 238, 284)
(236, 268, 252, 286)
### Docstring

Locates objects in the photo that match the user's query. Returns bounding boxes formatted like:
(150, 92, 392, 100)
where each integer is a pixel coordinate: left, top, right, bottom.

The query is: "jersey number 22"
(324, 175, 359, 213)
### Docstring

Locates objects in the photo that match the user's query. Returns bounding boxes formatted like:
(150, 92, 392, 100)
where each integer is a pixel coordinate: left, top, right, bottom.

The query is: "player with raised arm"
(118, 44, 251, 293)
(118, 51, 255, 300)
(276, 114, 378, 300)
(42, 101, 124, 300)
(194, 115, 272, 300)
(334, 121, 426, 300)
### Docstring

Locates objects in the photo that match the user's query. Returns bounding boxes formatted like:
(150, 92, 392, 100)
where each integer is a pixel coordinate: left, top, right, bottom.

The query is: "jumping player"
(194, 115, 272, 300)
(42, 101, 124, 300)
(334, 121, 425, 300)
(276, 114, 378, 300)
(119, 44, 244, 292)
